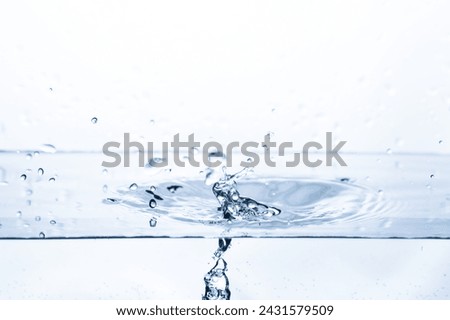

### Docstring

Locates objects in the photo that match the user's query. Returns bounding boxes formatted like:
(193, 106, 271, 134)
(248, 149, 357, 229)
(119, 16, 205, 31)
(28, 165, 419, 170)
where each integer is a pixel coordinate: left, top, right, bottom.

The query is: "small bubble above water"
(129, 183, 138, 191)
(20, 174, 27, 181)
(149, 218, 157, 227)
(91, 117, 98, 124)
(147, 158, 166, 168)
(39, 232, 45, 239)
(149, 199, 157, 208)
(38, 168, 44, 176)
(50, 220, 56, 225)
(39, 144, 56, 154)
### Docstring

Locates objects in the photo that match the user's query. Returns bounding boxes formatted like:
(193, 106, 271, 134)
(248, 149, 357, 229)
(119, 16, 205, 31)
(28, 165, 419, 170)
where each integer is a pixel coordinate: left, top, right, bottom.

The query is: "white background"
(0, 0, 449, 153)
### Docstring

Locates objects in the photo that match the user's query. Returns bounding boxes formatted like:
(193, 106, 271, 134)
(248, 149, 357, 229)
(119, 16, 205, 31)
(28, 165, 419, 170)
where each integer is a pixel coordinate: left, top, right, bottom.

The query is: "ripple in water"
(116, 170, 391, 231)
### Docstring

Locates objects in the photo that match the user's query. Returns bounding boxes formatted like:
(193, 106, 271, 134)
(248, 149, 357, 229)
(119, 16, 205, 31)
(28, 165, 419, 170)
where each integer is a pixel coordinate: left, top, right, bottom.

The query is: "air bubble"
(430, 174, 435, 178)
(35, 216, 41, 222)
(16, 211, 22, 218)
(149, 199, 157, 208)
(39, 232, 45, 239)
(49, 177, 56, 182)
(129, 183, 138, 191)
(38, 168, 44, 176)
(167, 185, 182, 193)
(102, 184, 108, 193)
(20, 174, 27, 181)
(26, 153, 33, 160)
(91, 117, 98, 124)
(149, 218, 157, 227)
(149, 186, 156, 192)
(39, 144, 56, 154)
(102, 169, 108, 175)
(50, 220, 56, 225)
(386, 148, 392, 155)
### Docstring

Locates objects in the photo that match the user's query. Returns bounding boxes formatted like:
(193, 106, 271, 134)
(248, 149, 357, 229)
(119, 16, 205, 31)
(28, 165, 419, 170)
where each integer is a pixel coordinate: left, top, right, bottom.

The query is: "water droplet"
(50, 220, 56, 225)
(146, 190, 163, 200)
(129, 183, 138, 191)
(383, 219, 392, 228)
(149, 218, 157, 227)
(38, 168, 44, 176)
(49, 177, 56, 182)
(147, 158, 166, 168)
(149, 185, 156, 192)
(104, 198, 118, 204)
(149, 199, 157, 208)
(39, 232, 45, 239)
(20, 174, 27, 181)
(39, 144, 56, 154)
(386, 148, 392, 155)
(395, 139, 404, 147)
(167, 185, 183, 193)
(35, 216, 41, 221)
(91, 117, 98, 124)
(102, 184, 108, 193)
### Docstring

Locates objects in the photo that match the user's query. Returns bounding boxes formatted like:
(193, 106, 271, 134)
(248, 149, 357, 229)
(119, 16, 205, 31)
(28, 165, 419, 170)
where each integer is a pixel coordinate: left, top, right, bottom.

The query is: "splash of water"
(203, 238, 232, 300)
(212, 168, 281, 220)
